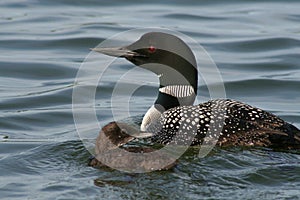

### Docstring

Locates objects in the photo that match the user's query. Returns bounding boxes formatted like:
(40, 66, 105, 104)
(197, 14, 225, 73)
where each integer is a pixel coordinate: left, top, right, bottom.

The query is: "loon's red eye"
(148, 45, 156, 53)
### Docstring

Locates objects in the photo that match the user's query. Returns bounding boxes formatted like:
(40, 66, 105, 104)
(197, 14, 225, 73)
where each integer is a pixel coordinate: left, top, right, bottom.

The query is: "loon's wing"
(146, 99, 300, 148)
(217, 99, 300, 148)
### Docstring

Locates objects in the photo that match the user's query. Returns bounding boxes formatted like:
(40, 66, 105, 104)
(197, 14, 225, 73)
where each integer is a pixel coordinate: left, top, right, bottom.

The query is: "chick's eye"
(148, 45, 156, 53)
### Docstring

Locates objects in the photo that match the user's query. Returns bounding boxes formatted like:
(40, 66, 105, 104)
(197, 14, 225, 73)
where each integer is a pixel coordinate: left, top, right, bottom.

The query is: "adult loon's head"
(93, 32, 198, 131)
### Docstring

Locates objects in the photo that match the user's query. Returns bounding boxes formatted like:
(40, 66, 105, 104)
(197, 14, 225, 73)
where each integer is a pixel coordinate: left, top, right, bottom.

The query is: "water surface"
(1, 0, 300, 199)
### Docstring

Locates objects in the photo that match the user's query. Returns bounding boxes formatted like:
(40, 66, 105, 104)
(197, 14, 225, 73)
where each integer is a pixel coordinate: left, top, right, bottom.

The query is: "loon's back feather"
(149, 99, 300, 148)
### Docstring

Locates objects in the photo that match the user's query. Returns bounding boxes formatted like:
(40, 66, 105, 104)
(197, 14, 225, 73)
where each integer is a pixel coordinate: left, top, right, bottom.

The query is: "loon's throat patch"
(159, 85, 195, 98)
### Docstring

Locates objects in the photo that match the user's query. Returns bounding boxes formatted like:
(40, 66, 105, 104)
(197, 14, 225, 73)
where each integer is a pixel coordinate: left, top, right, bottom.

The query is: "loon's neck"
(141, 75, 197, 132)
(155, 68, 198, 110)
(155, 85, 197, 110)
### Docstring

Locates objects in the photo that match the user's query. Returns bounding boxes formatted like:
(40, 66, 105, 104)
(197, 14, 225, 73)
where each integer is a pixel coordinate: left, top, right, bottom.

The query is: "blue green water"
(1, 0, 300, 199)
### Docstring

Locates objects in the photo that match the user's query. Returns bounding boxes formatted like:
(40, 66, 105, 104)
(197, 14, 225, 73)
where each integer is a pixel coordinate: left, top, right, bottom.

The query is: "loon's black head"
(93, 32, 197, 90)
(93, 32, 198, 131)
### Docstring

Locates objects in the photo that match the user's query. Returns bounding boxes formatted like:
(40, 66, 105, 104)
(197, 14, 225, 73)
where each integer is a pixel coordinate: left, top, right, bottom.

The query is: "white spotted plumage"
(146, 99, 299, 146)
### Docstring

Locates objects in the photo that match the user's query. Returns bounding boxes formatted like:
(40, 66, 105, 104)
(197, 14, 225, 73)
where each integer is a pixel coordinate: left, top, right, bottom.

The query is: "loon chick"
(92, 32, 300, 148)
(89, 122, 177, 171)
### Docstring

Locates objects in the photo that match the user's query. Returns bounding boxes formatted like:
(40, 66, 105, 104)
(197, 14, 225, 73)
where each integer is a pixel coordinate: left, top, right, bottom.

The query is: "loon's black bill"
(91, 47, 139, 58)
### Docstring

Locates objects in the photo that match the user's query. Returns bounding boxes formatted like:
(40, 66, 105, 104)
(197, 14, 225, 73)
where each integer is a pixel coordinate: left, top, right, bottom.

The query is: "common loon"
(92, 32, 300, 148)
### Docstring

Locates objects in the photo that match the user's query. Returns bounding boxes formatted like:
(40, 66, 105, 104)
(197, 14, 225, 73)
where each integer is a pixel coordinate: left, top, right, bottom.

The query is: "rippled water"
(1, 0, 300, 199)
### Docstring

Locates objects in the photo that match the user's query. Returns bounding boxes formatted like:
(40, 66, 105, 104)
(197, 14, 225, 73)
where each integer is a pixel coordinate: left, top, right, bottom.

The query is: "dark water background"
(1, 0, 300, 199)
